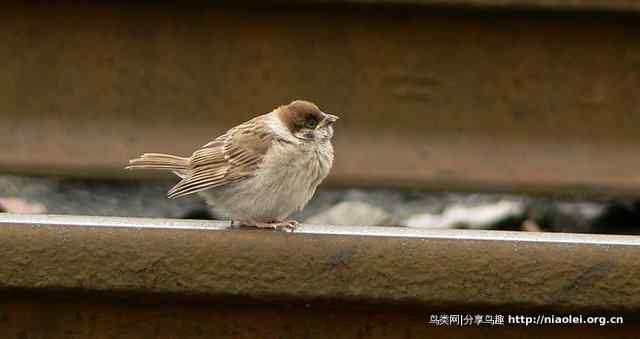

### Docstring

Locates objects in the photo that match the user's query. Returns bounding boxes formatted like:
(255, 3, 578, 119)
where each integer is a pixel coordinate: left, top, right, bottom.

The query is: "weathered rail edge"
(1, 213, 639, 312)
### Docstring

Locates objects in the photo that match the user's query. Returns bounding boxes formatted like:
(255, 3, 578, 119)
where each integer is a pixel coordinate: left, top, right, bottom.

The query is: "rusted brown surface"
(2, 214, 640, 337)
(1, 214, 640, 311)
(0, 3, 640, 196)
(1, 213, 640, 337)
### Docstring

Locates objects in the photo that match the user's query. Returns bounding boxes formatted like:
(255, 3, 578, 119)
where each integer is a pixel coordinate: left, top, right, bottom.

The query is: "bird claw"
(231, 220, 298, 232)
(274, 220, 299, 231)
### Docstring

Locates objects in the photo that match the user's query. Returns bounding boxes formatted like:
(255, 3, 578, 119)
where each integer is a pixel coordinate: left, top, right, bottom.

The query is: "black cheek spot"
(304, 132, 315, 139)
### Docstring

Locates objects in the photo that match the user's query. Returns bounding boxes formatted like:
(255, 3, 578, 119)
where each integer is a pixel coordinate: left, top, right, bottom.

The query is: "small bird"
(126, 100, 338, 231)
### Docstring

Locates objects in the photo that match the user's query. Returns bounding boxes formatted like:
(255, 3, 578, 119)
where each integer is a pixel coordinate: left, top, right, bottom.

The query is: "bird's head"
(277, 100, 339, 142)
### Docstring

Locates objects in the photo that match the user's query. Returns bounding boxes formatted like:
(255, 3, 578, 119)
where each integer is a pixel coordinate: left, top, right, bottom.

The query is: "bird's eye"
(305, 118, 318, 129)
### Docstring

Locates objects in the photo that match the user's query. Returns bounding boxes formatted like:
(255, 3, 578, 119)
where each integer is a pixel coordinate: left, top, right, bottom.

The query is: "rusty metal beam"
(1, 4, 640, 197)
(2, 213, 640, 337)
(1, 213, 640, 309)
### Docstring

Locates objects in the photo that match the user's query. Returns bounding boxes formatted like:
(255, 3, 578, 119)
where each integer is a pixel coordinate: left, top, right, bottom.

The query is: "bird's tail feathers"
(126, 153, 189, 172)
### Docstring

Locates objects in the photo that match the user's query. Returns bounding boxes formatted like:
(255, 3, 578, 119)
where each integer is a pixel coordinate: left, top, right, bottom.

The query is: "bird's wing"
(167, 115, 274, 198)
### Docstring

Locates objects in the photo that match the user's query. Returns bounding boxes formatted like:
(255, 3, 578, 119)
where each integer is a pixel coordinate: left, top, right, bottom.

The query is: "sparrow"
(126, 100, 338, 231)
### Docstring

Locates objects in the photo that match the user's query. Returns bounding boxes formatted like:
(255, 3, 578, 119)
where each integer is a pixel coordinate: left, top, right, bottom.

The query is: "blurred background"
(1, 1, 640, 233)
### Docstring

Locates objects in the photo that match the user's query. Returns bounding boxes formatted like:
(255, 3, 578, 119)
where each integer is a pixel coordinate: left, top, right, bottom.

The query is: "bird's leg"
(232, 219, 298, 231)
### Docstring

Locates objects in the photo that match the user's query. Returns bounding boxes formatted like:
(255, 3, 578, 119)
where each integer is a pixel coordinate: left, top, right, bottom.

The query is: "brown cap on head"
(277, 100, 326, 133)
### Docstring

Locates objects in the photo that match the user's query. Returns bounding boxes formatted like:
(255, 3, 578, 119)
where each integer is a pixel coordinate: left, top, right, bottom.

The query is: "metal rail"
(2, 213, 639, 308)
(1, 213, 639, 337)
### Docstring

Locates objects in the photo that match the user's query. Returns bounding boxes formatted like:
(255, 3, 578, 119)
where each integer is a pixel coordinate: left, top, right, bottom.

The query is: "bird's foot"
(231, 219, 298, 232)
(272, 220, 299, 231)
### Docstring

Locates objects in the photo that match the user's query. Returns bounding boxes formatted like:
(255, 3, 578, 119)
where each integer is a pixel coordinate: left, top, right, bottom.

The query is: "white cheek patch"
(267, 113, 300, 144)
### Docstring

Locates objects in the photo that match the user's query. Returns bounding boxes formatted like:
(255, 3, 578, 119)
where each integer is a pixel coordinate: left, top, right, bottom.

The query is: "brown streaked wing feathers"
(167, 115, 273, 198)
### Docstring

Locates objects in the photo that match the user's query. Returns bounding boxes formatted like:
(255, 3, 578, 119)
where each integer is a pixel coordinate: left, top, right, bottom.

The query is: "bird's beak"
(318, 114, 340, 128)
